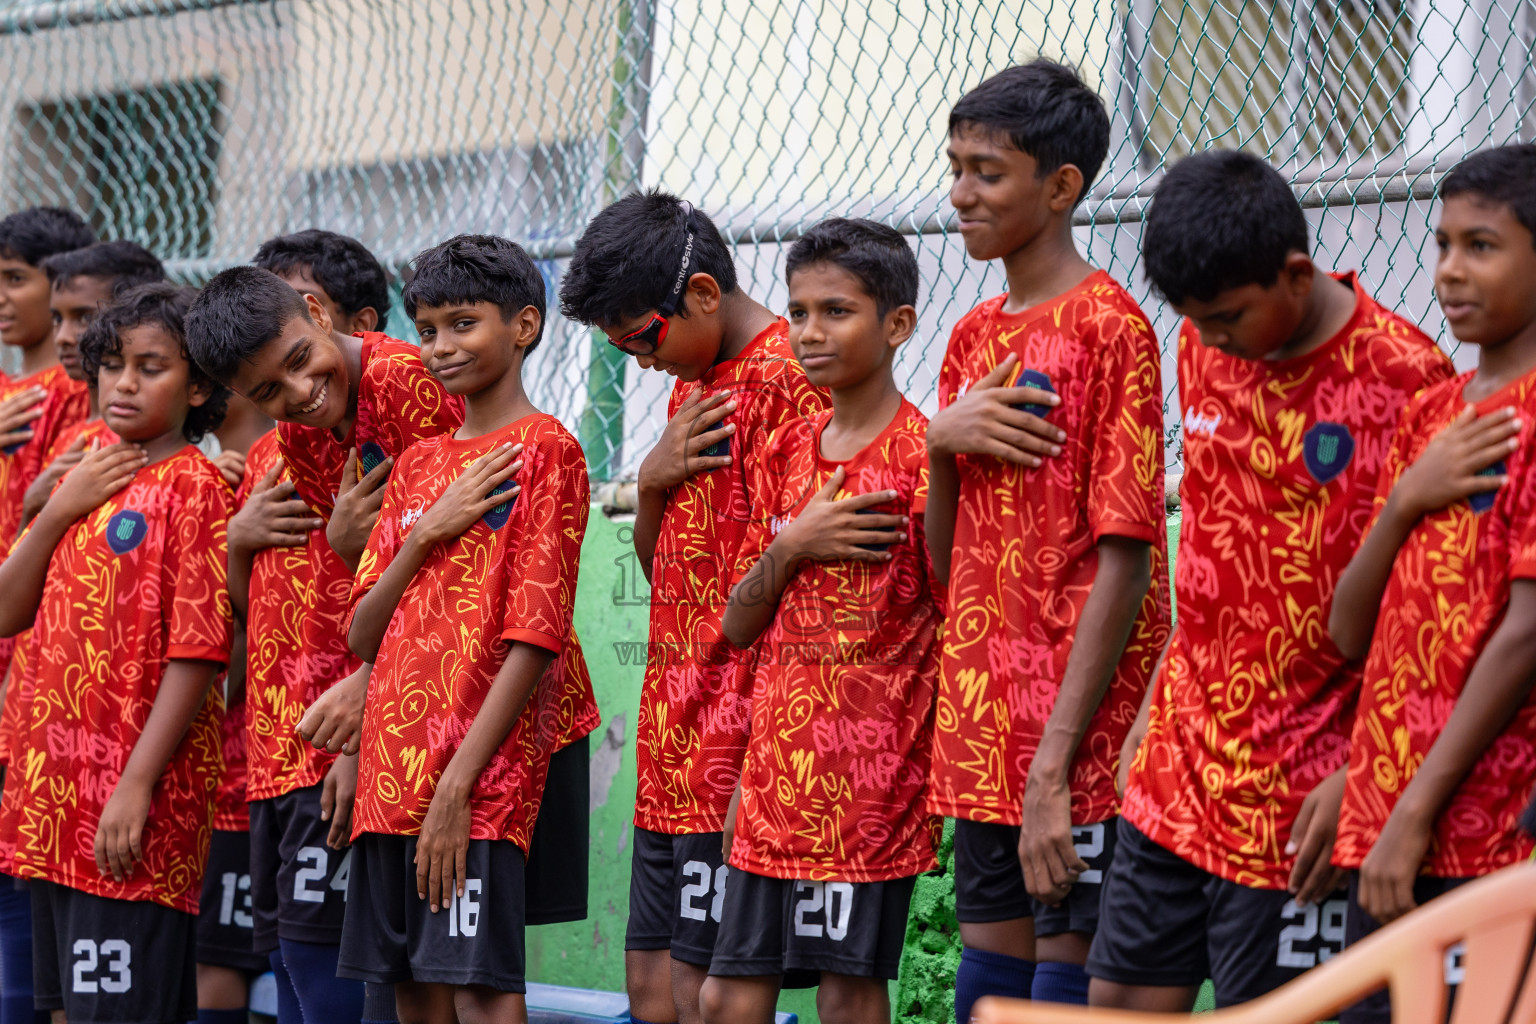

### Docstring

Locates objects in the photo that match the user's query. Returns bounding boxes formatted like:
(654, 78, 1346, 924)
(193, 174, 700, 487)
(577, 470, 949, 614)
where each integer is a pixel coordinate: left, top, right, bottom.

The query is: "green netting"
(1, 0, 1528, 479)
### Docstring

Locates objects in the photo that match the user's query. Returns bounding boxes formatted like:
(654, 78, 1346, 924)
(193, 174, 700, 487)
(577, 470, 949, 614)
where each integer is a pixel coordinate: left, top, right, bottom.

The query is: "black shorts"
(525, 736, 589, 926)
(624, 827, 729, 967)
(953, 817, 1116, 937)
(197, 829, 268, 972)
(336, 833, 526, 992)
(1086, 819, 1348, 1007)
(31, 881, 197, 1024)
(1338, 873, 1469, 1024)
(249, 781, 353, 952)
(708, 870, 915, 981)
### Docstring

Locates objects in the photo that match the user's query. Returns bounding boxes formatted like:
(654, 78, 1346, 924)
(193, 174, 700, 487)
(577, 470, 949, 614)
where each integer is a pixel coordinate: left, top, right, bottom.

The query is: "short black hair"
(785, 218, 919, 316)
(252, 229, 391, 325)
(81, 282, 229, 444)
(41, 241, 165, 296)
(0, 207, 96, 267)
(949, 59, 1110, 204)
(1142, 150, 1309, 306)
(559, 188, 738, 326)
(1440, 144, 1536, 249)
(403, 234, 548, 353)
(185, 266, 312, 386)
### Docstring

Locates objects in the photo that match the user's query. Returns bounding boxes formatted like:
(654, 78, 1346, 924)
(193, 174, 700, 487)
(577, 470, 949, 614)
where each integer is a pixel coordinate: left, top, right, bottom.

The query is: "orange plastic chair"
(974, 861, 1536, 1024)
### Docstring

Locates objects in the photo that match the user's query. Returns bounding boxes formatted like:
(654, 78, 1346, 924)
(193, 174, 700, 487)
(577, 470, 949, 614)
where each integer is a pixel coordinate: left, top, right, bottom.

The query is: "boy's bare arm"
(1331, 407, 1519, 660)
(0, 444, 146, 637)
(722, 468, 903, 649)
(415, 641, 554, 912)
(95, 657, 220, 882)
(1019, 535, 1152, 905)
(635, 390, 736, 584)
(1359, 579, 1536, 924)
(923, 454, 960, 585)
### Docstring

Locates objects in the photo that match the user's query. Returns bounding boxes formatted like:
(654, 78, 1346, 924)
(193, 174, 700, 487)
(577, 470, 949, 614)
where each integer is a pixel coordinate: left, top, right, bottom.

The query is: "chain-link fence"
(0, 0, 1531, 479)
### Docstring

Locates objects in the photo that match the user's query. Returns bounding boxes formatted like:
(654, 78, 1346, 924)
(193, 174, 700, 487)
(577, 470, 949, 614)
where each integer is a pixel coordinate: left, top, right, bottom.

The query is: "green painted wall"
(533, 509, 1193, 1023)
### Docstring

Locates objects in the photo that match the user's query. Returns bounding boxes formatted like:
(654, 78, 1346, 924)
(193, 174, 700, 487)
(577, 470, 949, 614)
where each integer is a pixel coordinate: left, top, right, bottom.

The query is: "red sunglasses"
(609, 203, 698, 357)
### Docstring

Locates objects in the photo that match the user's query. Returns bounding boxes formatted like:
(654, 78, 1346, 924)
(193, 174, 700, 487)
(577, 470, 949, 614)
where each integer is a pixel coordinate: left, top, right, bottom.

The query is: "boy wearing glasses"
(561, 190, 826, 1024)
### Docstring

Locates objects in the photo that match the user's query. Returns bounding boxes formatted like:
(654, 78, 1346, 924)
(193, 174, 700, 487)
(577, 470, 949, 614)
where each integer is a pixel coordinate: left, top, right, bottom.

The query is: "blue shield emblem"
(105, 510, 147, 555)
(1011, 368, 1056, 417)
(0, 437, 26, 456)
(481, 478, 517, 530)
(1470, 460, 1506, 514)
(359, 442, 388, 476)
(1303, 422, 1355, 485)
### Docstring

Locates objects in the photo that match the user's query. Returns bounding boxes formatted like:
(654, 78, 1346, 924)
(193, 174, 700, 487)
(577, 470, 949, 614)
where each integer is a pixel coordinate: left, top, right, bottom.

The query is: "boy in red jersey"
(923, 61, 1170, 1018)
(0, 209, 96, 544)
(4, 239, 165, 771)
(1327, 145, 1536, 1024)
(703, 219, 938, 1024)
(17, 240, 166, 522)
(194, 394, 278, 1024)
(560, 191, 826, 1024)
(0, 205, 95, 1024)
(340, 235, 599, 1024)
(1087, 151, 1453, 1011)
(186, 248, 457, 1024)
(0, 283, 232, 1024)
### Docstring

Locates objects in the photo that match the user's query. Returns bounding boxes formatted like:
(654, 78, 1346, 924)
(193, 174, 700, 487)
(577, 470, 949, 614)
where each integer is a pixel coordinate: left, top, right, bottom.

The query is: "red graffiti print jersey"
(1334, 369, 1536, 876)
(927, 272, 1171, 827)
(0, 418, 118, 770)
(0, 365, 89, 682)
(1124, 275, 1454, 888)
(238, 431, 359, 801)
(3, 448, 232, 911)
(636, 320, 828, 835)
(262, 337, 460, 799)
(728, 400, 941, 882)
(350, 414, 599, 850)
(276, 333, 464, 521)
(215, 680, 249, 831)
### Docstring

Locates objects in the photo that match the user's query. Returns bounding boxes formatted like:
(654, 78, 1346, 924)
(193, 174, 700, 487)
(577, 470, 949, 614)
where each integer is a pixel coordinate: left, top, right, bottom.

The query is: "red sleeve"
(370, 344, 464, 456)
(348, 454, 412, 612)
(936, 319, 969, 411)
(500, 430, 589, 653)
(165, 471, 235, 664)
(1507, 431, 1536, 581)
(908, 444, 945, 614)
(730, 425, 790, 592)
(1086, 308, 1165, 544)
(1359, 398, 1423, 542)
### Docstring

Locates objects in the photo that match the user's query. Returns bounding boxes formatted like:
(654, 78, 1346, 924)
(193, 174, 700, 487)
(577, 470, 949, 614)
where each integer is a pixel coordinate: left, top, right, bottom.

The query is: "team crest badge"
(1010, 367, 1056, 417)
(1470, 460, 1506, 514)
(1303, 422, 1355, 484)
(481, 479, 517, 530)
(105, 510, 148, 555)
(359, 442, 388, 476)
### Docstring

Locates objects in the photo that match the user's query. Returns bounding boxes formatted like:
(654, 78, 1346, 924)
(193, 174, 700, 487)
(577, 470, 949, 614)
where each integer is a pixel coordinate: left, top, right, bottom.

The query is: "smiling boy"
(339, 235, 599, 1024)
(186, 263, 462, 1024)
(923, 61, 1170, 1017)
